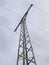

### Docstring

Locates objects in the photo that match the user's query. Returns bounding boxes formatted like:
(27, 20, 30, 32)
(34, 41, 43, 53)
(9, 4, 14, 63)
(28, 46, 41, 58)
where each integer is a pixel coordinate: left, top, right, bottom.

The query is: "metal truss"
(14, 4, 37, 65)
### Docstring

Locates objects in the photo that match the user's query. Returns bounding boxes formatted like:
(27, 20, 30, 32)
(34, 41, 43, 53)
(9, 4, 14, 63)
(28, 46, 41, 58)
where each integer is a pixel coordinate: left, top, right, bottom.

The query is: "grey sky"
(0, 0, 49, 65)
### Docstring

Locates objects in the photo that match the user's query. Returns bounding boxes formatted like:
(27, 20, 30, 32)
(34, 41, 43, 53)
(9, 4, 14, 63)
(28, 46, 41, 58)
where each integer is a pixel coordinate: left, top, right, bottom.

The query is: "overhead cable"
(32, 40, 49, 55)
(0, 1, 49, 54)
(0, 2, 49, 36)
(26, 0, 49, 17)
(0, 24, 13, 32)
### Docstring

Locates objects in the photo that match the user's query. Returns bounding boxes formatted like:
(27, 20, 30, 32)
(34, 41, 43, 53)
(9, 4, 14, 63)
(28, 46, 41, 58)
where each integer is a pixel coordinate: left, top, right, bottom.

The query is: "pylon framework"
(14, 4, 37, 65)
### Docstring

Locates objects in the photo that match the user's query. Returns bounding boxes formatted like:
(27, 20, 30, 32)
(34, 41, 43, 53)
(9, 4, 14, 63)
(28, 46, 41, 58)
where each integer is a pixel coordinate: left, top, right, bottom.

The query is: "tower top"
(14, 4, 33, 32)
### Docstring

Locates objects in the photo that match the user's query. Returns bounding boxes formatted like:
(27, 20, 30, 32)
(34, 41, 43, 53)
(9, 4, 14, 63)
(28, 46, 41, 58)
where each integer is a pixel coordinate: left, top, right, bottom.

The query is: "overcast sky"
(0, 0, 49, 65)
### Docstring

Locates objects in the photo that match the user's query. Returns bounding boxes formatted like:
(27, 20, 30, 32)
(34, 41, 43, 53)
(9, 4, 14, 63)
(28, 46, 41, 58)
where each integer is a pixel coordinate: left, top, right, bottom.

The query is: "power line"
(0, 0, 49, 18)
(0, 24, 49, 55)
(0, 1, 21, 32)
(0, 24, 13, 32)
(32, 23, 49, 35)
(26, 0, 49, 17)
(26, 0, 49, 54)
(0, 1, 49, 55)
(32, 40, 49, 55)
(26, 0, 49, 35)
(0, 1, 49, 36)
(34, 5, 49, 17)
(0, 1, 21, 18)
(0, 24, 10, 30)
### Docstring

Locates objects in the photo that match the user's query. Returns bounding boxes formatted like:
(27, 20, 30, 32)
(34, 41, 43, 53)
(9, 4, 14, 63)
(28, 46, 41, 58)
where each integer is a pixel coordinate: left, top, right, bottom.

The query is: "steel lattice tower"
(14, 4, 37, 65)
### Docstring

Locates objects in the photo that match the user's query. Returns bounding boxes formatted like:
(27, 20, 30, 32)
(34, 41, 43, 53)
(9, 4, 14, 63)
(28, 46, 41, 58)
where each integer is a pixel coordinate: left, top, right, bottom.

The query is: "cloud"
(0, 0, 49, 65)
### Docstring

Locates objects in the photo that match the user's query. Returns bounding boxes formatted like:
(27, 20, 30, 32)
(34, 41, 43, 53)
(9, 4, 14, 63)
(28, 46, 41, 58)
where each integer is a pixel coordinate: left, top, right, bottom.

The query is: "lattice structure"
(14, 4, 37, 65)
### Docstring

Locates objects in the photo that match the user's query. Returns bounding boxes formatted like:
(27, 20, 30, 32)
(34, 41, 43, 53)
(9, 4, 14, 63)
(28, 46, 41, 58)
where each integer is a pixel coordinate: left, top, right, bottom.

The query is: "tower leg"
(16, 21, 37, 65)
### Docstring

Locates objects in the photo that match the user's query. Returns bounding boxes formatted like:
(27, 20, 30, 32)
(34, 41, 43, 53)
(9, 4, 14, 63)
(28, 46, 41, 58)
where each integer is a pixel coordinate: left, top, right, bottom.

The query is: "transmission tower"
(14, 4, 37, 65)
